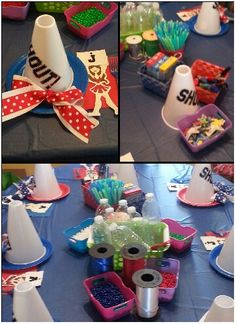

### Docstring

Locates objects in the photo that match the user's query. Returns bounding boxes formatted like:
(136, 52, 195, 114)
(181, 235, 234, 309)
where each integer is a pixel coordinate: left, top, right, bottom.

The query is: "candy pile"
(184, 114, 226, 146)
(72, 225, 92, 241)
(170, 232, 185, 240)
(195, 75, 228, 93)
(91, 281, 126, 308)
(159, 272, 177, 288)
(71, 8, 106, 28)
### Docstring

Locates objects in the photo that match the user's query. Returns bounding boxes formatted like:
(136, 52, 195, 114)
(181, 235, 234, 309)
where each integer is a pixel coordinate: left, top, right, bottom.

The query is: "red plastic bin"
(81, 182, 98, 210)
(162, 219, 197, 253)
(147, 258, 180, 302)
(191, 59, 229, 104)
(2, 2, 30, 20)
(83, 272, 136, 321)
(177, 104, 232, 153)
(64, 2, 118, 39)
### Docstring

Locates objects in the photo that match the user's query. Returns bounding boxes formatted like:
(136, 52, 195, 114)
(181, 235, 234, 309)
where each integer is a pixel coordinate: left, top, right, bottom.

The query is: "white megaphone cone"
(185, 164, 214, 204)
(200, 295, 234, 322)
(217, 226, 234, 274)
(195, 2, 221, 36)
(32, 164, 62, 200)
(109, 164, 139, 186)
(13, 282, 54, 322)
(162, 65, 199, 130)
(5, 201, 46, 264)
(24, 14, 73, 91)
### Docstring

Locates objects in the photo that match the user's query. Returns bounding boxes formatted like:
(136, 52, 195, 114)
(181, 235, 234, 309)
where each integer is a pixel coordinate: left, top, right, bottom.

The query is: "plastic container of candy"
(83, 271, 136, 321)
(64, 2, 118, 39)
(177, 104, 232, 153)
(2, 2, 30, 20)
(162, 219, 197, 253)
(147, 257, 180, 302)
(63, 218, 94, 253)
(191, 59, 229, 104)
(35, 2, 79, 13)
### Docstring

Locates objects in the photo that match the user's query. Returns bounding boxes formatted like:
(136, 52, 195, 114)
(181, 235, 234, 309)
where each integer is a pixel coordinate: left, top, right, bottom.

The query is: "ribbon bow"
(2, 75, 99, 143)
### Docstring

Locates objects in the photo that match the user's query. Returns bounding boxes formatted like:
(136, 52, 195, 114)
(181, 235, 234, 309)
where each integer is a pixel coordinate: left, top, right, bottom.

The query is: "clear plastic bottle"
(152, 2, 164, 26)
(95, 198, 111, 217)
(136, 5, 146, 32)
(142, 193, 161, 223)
(109, 223, 148, 251)
(92, 215, 112, 245)
(116, 199, 128, 213)
(104, 207, 115, 222)
(142, 2, 153, 29)
(127, 206, 141, 218)
(124, 2, 136, 33)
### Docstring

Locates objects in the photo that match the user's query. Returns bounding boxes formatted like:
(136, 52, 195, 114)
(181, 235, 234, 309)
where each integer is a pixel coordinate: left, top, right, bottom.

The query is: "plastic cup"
(204, 295, 234, 322)
(13, 282, 53, 322)
(5, 201, 46, 264)
(162, 65, 199, 130)
(185, 164, 214, 204)
(24, 14, 73, 91)
(109, 164, 139, 186)
(32, 164, 62, 200)
(194, 2, 221, 36)
(217, 225, 234, 274)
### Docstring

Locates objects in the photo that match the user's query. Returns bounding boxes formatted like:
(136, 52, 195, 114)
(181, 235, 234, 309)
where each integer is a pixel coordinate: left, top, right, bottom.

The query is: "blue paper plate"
(2, 238, 53, 270)
(188, 16, 230, 37)
(6, 51, 88, 115)
(209, 244, 234, 280)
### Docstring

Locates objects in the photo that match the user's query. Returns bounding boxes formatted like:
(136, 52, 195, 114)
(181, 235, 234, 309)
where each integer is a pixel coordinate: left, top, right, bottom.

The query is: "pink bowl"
(2, 2, 30, 20)
(64, 3, 118, 39)
(162, 218, 197, 253)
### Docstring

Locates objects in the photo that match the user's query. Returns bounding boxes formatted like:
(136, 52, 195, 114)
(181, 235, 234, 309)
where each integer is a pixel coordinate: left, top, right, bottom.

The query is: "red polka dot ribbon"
(2, 75, 99, 143)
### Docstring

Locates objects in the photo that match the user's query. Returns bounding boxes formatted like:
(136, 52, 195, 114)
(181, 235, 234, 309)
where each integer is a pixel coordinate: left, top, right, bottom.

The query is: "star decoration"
(205, 124, 225, 137)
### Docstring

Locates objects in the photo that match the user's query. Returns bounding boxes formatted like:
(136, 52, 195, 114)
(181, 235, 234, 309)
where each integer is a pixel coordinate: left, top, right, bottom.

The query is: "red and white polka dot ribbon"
(2, 75, 99, 143)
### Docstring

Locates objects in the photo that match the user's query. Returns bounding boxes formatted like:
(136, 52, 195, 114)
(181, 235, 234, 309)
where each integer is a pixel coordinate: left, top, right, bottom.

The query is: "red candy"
(159, 272, 177, 288)
(2, 2, 27, 7)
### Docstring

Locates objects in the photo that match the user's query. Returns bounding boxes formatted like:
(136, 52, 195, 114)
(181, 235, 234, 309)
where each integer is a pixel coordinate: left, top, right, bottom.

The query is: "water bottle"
(104, 207, 115, 222)
(142, 2, 153, 29)
(127, 206, 141, 218)
(95, 198, 111, 217)
(92, 215, 112, 244)
(109, 223, 148, 251)
(142, 193, 161, 223)
(116, 199, 128, 213)
(152, 2, 164, 26)
(124, 2, 136, 33)
(136, 5, 146, 32)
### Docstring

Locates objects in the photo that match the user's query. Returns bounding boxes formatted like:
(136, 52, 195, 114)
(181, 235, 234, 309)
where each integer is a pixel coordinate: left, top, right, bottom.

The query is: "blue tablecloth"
(120, 2, 234, 162)
(2, 164, 234, 322)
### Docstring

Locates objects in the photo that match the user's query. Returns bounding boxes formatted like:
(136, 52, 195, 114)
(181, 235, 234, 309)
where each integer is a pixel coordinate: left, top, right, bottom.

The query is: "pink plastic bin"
(162, 219, 197, 253)
(177, 104, 232, 153)
(2, 2, 30, 20)
(147, 258, 180, 302)
(83, 272, 136, 321)
(64, 2, 118, 39)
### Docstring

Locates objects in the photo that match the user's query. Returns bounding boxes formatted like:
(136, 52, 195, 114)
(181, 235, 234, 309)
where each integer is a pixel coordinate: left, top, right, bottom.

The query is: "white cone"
(203, 295, 234, 322)
(32, 164, 62, 200)
(5, 201, 46, 264)
(185, 164, 214, 204)
(195, 2, 221, 36)
(24, 14, 73, 91)
(217, 226, 234, 274)
(13, 282, 53, 322)
(109, 164, 139, 186)
(162, 65, 199, 130)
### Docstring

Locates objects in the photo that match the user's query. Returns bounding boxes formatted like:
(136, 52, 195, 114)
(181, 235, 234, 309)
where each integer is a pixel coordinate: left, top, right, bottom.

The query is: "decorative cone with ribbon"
(185, 164, 214, 204)
(2, 15, 99, 143)
(201, 295, 234, 322)
(5, 201, 46, 265)
(162, 65, 199, 130)
(217, 225, 234, 274)
(13, 282, 54, 322)
(194, 2, 221, 36)
(32, 164, 62, 200)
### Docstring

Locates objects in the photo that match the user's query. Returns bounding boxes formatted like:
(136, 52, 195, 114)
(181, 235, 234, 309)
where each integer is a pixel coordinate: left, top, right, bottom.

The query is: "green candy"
(71, 7, 106, 28)
(170, 232, 185, 240)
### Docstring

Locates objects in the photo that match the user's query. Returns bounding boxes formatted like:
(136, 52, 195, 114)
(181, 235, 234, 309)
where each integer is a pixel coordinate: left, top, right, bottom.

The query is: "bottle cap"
(127, 206, 136, 214)
(105, 207, 114, 214)
(94, 215, 104, 224)
(109, 223, 118, 231)
(145, 193, 154, 200)
(118, 199, 128, 206)
(100, 198, 108, 205)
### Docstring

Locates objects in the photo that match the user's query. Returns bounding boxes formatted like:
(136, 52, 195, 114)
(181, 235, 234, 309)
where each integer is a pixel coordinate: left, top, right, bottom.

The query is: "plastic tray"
(83, 271, 136, 321)
(147, 257, 180, 302)
(177, 104, 232, 153)
(191, 59, 229, 104)
(2, 2, 30, 20)
(162, 219, 197, 253)
(64, 2, 118, 39)
(35, 2, 79, 13)
(63, 218, 94, 253)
